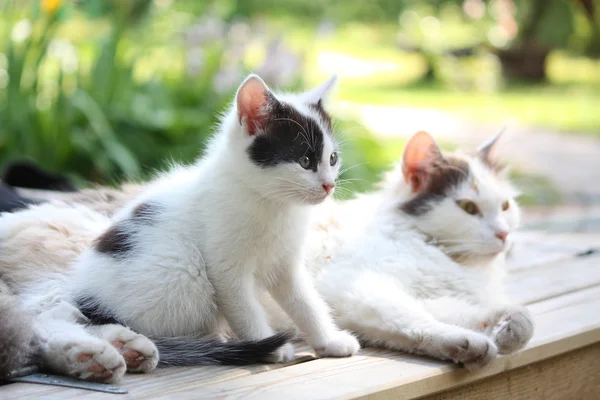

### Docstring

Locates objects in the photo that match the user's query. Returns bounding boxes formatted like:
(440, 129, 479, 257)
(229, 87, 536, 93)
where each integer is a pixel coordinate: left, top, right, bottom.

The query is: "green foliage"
(0, 1, 235, 184)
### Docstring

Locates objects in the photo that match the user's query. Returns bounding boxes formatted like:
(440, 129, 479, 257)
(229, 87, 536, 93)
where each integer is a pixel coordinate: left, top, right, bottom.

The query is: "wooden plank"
(418, 343, 600, 400)
(505, 254, 600, 305)
(138, 280, 600, 399)
(0, 348, 315, 399)
(2, 234, 599, 399)
(507, 231, 600, 271)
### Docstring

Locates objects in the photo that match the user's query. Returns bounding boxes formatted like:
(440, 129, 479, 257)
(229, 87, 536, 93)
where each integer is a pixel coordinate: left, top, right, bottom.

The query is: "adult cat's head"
(388, 130, 520, 264)
(218, 74, 340, 206)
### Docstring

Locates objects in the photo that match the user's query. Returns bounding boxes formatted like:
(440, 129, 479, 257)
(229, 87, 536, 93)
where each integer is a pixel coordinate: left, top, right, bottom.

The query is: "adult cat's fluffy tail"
(0, 294, 38, 377)
(153, 331, 293, 367)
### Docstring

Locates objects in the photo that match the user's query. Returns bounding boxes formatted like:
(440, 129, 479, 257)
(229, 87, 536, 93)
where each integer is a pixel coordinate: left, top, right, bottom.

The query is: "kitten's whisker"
(275, 118, 314, 151)
(337, 163, 367, 177)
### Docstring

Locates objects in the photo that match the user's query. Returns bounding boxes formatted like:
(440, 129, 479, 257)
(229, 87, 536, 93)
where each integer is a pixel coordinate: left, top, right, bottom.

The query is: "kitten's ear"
(302, 75, 338, 105)
(236, 74, 277, 136)
(478, 126, 506, 162)
(402, 131, 443, 193)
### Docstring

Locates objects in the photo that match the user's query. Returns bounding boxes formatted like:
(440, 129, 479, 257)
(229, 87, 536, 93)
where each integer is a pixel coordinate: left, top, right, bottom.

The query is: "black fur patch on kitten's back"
(247, 100, 332, 170)
(401, 155, 470, 216)
(94, 201, 163, 258)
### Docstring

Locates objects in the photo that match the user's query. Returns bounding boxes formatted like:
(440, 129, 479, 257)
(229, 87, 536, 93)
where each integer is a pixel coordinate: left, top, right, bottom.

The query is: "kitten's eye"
(330, 152, 338, 166)
(456, 200, 480, 216)
(298, 155, 311, 169)
(502, 200, 510, 211)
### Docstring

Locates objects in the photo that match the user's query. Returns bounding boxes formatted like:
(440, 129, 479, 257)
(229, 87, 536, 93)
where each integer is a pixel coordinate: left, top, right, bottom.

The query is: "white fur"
(290, 147, 533, 368)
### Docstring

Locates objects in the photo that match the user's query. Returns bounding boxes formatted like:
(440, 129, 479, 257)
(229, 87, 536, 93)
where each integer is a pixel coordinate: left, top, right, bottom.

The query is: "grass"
(271, 19, 600, 136)
(337, 80, 600, 136)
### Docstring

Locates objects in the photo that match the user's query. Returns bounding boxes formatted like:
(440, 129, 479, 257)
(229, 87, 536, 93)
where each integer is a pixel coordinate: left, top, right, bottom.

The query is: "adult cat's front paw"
(313, 330, 360, 358)
(441, 331, 497, 370)
(492, 306, 534, 354)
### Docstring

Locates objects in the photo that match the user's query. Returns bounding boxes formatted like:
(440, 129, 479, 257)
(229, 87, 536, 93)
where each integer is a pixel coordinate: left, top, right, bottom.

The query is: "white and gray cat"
(277, 129, 534, 369)
(0, 73, 359, 381)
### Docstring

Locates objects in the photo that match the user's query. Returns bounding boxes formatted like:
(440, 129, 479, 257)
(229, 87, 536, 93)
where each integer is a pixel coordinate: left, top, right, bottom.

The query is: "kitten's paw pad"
(67, 341, 126, 382)
(265, 342, 295, 363)
(443, 333, 497, 370)
(314, 330, 360, 358)
(105, 329, 158, 373)
(492, 307, 534, 354)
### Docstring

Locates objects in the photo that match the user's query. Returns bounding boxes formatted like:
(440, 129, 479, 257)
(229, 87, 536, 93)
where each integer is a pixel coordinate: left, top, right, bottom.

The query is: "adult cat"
(0, 73, 359, 381)
(292, 130, 534, 369)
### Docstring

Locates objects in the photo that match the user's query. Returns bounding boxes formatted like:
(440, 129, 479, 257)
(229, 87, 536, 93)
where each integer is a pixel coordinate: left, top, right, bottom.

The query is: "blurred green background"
(1, 0, 599, 205)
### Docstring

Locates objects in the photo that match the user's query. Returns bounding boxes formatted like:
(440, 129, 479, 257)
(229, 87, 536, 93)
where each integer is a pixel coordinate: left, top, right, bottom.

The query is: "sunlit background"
(1, 0, 599, 226)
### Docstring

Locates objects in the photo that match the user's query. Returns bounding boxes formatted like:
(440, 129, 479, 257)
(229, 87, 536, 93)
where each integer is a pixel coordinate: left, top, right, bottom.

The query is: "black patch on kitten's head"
(76, 296, 121, 326)
(247, 100, 332, 171)
(401, 156, 470, 216)
(95, 201, 161, 257)
(309, 100, 332, 132)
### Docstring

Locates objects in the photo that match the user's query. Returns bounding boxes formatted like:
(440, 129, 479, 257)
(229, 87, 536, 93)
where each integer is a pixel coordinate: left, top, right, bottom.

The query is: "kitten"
(0, 74, 359, 382)
(292, 130, 534, 368)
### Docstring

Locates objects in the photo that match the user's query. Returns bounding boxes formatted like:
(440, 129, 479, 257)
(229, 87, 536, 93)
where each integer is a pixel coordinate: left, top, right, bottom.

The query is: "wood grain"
(141, 283, 600, 400)
(418, 343, 600, 400)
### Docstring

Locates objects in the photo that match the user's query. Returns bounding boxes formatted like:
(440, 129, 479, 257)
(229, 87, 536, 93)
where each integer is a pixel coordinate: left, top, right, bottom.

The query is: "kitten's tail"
(0, 294, 38, 377)
(152, 331, 293, 367)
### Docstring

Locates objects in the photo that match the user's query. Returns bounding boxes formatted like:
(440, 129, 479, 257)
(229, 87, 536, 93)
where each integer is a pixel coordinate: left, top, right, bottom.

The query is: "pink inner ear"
(402, 131, 442, 192)
(237, 77, 270, 136)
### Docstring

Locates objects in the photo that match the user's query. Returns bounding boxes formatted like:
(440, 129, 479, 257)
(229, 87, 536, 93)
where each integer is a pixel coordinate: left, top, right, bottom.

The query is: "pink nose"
(495, 231, 508, 243)
(322, 183, 335, 194)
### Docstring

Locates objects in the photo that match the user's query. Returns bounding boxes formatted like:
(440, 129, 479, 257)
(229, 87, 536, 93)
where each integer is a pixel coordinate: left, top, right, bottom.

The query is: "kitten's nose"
(495, 231, 508, 243)
(322, 183, 335, 194)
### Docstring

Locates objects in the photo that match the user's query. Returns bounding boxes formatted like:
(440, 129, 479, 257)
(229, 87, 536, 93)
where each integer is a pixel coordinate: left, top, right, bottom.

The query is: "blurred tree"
(496, 0, 599, 81)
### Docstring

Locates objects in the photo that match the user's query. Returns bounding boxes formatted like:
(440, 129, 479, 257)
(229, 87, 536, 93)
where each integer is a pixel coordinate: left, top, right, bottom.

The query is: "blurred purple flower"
(186, 47, 205, 77)
(185, 14, 226, 47)
(316, 19, 336, 38)
(257, 36, 302, 88)
(213, 66, 243, 94)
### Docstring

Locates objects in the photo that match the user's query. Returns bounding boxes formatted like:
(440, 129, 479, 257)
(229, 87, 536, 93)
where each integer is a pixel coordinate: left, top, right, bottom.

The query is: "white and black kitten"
(0, 74, 359, 383)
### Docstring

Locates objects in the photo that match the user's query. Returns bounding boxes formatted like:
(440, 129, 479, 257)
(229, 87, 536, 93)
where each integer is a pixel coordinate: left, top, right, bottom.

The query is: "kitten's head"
(226, 74, 340, 205)
(390, 130, 520, 264)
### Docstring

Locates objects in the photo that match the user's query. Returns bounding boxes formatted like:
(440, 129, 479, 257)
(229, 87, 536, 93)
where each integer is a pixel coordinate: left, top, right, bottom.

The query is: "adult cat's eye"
(456, 200, 480, 216)
(299, 155, 311, 169)
(330, 152, 338, 166)
(502, 200, 510, 211)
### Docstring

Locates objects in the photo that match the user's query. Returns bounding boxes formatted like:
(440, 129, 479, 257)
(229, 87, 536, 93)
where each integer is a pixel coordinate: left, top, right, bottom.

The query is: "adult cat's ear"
(478, 126, 506, 163)
(402, 131, 443, 193)
(302, 75, 338, 106)
(236, 74, 277, 136)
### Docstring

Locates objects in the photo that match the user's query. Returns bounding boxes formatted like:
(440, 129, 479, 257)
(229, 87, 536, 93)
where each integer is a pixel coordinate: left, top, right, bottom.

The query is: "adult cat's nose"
(322, 183, 335, 194)
(495, 231, 508, 243)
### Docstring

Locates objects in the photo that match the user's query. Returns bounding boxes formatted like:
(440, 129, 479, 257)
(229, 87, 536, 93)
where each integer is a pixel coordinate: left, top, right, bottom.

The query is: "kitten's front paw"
(442, 332, 497, 370)
(313, 330, 360, 358)
(265, 342, 295, 363)
(49, 338, 127, 382)
(93, 324, 159, 373)
(492, 306, 534, 354)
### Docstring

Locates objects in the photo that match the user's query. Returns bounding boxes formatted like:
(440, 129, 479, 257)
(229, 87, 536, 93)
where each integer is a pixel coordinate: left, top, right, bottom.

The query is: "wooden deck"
(2, 230, 600, 399)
